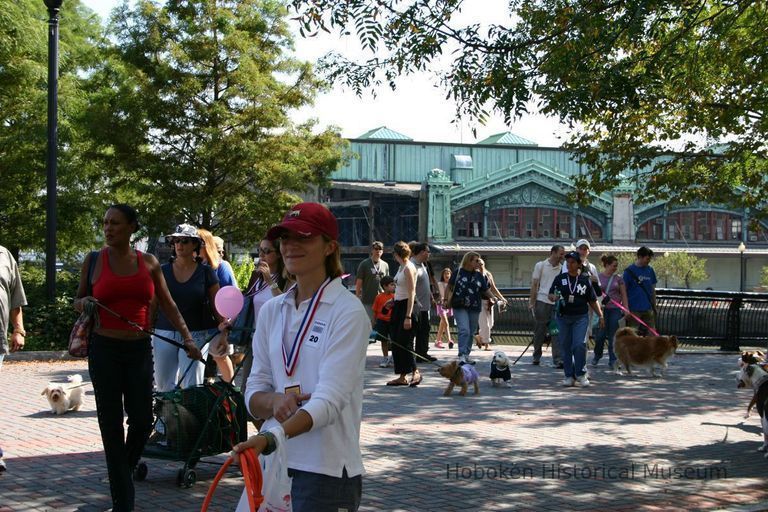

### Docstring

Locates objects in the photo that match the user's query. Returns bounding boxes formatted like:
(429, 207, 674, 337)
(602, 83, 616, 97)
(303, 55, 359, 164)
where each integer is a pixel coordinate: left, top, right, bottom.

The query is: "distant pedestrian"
(475, 259, 507, 351)
(624, 246, 657, 335)
(0, 244, 27, 472)
(549, 251, 604, 387)
(443, 252, 495, 365)
(386, 241, 421, 387)
(592, 255, 629, 369)
(410, 242, 437, 363)
(529, 245, 565, 366)
(372, 276, 395, 367)
(355, 241, 389, 326)
(434, 268, 455, 349)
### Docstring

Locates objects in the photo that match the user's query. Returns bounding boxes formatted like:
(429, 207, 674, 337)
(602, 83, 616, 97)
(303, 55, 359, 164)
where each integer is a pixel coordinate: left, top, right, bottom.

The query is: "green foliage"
(84, 0, 349, 245)
(232, 257, 255, 290)
(760, 266, 768, 288)
(19, 264, 80, 351)
(289, 0, 768, 218)
(0, 0, 111, 257)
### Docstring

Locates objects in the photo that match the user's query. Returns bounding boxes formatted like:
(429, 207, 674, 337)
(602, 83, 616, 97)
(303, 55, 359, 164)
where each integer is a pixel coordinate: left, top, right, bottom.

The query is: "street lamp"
(44, 0, 63, 301)
(738, 242, 746, 292)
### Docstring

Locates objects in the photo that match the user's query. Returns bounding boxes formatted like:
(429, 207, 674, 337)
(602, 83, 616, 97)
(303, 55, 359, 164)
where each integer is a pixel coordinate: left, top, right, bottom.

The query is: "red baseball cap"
(266, 202, 339, 241)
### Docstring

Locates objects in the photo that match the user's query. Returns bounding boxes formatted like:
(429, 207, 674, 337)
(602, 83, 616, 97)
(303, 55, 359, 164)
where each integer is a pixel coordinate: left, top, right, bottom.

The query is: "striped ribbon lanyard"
(281, 277, 333, 377)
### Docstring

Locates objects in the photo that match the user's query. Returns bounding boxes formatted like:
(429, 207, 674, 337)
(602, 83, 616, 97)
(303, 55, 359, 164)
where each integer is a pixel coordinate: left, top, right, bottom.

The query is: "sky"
(79, 0, 568, 147)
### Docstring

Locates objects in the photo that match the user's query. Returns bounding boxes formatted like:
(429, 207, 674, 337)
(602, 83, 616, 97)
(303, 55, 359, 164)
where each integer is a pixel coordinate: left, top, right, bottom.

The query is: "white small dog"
(489, 351, 512, 388)
(41, 374, 85, 415)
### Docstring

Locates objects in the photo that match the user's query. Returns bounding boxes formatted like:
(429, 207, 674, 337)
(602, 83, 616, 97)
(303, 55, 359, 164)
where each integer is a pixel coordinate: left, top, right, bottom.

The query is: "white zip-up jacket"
(245, 277, 369, 478)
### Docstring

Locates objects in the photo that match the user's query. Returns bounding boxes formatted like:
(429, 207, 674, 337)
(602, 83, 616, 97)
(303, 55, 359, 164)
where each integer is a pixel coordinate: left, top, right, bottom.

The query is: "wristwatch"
(270, 282, 280, 290)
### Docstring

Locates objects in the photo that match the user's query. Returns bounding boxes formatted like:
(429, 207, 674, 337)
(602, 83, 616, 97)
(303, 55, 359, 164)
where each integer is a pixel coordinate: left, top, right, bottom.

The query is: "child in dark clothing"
(373, 276, 395, 368)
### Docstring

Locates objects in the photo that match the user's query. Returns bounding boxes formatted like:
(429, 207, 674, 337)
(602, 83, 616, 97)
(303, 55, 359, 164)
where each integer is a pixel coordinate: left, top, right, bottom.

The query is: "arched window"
(454, 206, 603, 240)
(637, 211, 768, 242)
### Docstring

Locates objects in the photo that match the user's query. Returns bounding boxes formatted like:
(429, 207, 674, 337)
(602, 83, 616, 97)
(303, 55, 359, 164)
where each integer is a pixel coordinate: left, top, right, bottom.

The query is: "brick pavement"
(1, 345, 767, 511)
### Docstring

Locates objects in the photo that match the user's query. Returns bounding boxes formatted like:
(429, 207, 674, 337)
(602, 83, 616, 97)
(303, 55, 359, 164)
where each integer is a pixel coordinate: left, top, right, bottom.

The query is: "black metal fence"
(482, 288, 768, 351)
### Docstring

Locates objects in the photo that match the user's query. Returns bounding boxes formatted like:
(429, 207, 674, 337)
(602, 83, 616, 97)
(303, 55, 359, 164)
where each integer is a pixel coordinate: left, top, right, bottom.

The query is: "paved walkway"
(1, 344, 767, 511)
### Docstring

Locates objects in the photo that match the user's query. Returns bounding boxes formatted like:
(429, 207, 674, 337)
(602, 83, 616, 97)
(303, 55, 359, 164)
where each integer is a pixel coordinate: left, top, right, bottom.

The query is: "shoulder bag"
(68, 251, 99, 357)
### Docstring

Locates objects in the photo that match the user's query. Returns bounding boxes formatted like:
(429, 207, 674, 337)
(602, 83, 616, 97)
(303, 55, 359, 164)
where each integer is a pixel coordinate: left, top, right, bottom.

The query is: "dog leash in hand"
(370, 328, 445, 371)
(607, 298, 660, 336)
(85, 298, 205, 361)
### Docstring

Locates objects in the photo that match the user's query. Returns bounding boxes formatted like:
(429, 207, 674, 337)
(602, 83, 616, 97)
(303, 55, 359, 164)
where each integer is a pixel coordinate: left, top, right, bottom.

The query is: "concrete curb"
(5, 350, 79, 362)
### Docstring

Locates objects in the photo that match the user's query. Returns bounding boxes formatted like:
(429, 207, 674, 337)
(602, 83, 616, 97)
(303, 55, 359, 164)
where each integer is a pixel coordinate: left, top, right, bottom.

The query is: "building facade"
(320, 127, 768, 291)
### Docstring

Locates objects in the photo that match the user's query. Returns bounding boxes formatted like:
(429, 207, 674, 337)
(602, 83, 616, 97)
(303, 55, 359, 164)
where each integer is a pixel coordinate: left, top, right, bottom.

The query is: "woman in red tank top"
(74, 204, 201, 512)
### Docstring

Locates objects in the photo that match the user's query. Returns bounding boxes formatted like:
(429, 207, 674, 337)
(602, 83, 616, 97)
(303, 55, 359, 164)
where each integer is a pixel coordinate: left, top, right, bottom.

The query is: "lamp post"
(738, 242, 746, 292)
(44, 0, 62, 301)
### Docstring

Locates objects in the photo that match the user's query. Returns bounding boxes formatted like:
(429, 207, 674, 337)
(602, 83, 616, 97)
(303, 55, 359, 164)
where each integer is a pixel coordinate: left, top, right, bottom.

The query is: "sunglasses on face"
(173, 237, 193, 245)
(258, 247, 276, 255)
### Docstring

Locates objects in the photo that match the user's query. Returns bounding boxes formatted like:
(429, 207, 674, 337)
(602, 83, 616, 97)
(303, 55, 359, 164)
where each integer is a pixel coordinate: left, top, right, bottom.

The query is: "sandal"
(409, 372, 423, 387)
(386, 378, 408, 386)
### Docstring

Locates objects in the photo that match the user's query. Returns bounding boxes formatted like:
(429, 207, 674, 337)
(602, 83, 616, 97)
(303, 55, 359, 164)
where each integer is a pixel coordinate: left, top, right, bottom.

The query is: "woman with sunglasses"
(74, 204, 199, 512)
(238, 237, 291, 403)
(152, 224, 223, 392)
(233, 203, 369, 512)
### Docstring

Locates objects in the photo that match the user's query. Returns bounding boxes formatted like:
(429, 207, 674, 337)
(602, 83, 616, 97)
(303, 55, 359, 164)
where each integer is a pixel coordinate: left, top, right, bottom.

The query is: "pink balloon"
(215, 286, 244, 319)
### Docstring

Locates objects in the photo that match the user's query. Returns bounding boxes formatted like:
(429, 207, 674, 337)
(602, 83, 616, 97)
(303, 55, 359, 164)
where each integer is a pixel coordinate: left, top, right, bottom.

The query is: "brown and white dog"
(438, 360, 480, 396)
(738, 351, 767, 418)
(613, 327, 678, 377)
(736, 363, 768, 457)
(41, 374, 85, 415)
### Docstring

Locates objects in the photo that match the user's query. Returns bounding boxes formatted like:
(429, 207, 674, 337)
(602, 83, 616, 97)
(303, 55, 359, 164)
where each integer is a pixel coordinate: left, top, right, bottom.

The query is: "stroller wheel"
(133, 462, 148, 481)
(177, 468, 197, 488)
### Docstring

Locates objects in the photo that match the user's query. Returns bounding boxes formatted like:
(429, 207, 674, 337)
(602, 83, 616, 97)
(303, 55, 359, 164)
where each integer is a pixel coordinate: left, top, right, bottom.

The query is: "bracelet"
(13, 329, 26, 337)
(258, 431, 278, 455)
(270, 282, 280, 291)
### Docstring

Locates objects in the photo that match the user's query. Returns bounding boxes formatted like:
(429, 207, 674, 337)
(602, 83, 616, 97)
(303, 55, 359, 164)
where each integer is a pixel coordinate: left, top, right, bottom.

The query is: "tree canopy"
(288, 0, 768, 218)
(85, 0, 346, 245)
(0, 0, 105, 258)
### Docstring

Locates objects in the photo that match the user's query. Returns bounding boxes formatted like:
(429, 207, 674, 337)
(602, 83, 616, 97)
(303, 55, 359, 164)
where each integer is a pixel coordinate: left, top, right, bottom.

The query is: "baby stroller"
(135, 333, 251, 488)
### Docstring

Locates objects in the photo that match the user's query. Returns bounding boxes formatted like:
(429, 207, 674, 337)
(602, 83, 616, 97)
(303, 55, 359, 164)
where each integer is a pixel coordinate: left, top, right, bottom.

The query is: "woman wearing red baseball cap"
(234, 202, 369, 512)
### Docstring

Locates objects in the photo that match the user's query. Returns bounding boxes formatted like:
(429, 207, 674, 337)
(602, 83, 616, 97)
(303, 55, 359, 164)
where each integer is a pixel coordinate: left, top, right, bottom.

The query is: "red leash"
(201, 448, 263, 512)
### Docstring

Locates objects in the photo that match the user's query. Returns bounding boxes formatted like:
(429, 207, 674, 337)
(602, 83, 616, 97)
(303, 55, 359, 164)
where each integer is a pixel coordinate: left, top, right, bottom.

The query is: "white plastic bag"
(236, 427, 293, 512)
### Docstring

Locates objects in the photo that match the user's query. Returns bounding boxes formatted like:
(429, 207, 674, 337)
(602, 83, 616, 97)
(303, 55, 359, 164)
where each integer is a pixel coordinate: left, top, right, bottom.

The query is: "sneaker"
(465, 356, 477, 365)
(562, 377, 575, 387)
(458, 354, 467, 364)
(378, 356, 393, 368)
(434, 340, 445, 349)
(448, 341, 454, 349)
(0, 458, 6, 473)
(590, 359, 599, 367)
(576, 375, 591, 387)
(532, 360, 540, 366)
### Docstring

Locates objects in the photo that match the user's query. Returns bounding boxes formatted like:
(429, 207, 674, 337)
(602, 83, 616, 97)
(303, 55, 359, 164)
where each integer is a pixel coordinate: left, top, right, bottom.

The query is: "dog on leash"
(438, 360, 480, 396)
(489, 351, 512, 388)
(41, 374, 85, 415)
(738, 351, 767, 418)
(613, 327, 678, 377)
(736, 363, 768, 457)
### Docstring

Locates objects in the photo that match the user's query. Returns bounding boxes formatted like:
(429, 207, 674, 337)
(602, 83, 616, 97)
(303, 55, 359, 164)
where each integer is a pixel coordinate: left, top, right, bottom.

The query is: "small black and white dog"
(737, 364, 768, 457)
(489, 351, 512, 388)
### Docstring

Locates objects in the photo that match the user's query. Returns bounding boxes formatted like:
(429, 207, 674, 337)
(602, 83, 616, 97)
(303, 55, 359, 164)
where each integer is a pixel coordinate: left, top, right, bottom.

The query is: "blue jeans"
(454, 308, 480, 358)
(557, 314, 589, 378)
(593, 307, 622, 365)
(289, 468, 362, 512)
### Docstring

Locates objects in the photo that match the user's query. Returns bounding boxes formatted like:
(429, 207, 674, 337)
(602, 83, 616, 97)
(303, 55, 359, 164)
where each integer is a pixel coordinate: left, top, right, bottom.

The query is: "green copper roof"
(476, 132, 538, 146)
(356, 126, 413, 141)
